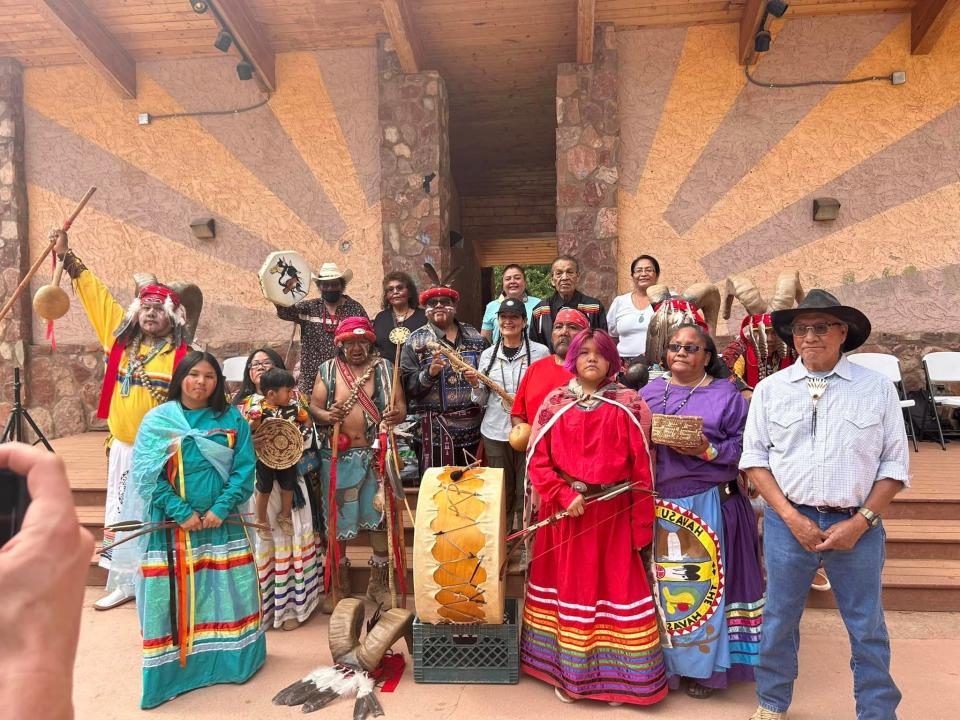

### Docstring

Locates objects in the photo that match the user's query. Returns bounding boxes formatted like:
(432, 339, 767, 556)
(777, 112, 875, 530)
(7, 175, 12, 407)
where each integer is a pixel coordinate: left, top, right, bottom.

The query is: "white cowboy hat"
(315, 262, 353, 284)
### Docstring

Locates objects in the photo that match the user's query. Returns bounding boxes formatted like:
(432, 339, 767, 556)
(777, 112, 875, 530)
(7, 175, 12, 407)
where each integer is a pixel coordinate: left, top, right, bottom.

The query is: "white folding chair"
(848, 353, 919, 452)
(221, 355, 249, 384)
(922, 352, 960, 450)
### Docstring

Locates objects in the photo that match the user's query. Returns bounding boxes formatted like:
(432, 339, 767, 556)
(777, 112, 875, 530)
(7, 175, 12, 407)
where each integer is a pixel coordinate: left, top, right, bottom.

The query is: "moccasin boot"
(366, 560, 393, 610)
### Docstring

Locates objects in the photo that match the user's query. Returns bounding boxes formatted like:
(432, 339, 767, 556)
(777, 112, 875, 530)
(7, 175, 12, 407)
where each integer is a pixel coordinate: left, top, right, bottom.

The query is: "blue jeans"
(758, 506, 900, 719)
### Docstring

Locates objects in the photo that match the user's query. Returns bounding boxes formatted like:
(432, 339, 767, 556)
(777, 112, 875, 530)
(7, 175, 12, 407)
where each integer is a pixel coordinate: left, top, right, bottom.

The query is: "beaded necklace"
(120, 335, 169, 403)
(661, 372, 708, 415)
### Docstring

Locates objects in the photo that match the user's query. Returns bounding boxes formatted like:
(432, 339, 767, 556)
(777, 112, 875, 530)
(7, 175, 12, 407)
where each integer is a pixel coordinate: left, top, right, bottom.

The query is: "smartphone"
(0, 468, 30, 548)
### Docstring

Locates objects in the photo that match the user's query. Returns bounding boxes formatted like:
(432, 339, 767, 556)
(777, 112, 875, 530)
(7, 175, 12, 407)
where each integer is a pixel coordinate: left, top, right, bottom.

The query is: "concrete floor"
(74, 588, 959, 720)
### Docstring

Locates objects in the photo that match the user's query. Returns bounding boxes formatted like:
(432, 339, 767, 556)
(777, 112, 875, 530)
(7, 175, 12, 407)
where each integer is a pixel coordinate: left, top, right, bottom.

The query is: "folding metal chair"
(848, 353, 919, 452)
(921, 351, 960, 450)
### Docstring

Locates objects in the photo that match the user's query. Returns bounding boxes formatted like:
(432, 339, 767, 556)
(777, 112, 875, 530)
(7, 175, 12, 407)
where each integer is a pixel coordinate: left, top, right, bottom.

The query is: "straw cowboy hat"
(771, 288, 871, 352)
(315, 262, 353, 284)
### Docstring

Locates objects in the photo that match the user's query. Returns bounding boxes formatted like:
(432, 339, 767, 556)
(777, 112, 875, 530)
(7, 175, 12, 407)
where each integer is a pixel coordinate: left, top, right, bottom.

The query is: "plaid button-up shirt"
(740, 355, 910, 508)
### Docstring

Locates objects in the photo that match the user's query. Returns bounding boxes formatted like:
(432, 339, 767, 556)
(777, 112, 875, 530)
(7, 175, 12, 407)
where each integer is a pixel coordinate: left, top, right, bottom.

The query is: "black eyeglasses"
(790, 322, 844, 337)
(667, 343, 704, 354)
(385, 285, 405, 294)
(426, 298, 454, 308)
(250, 361, 274, 369)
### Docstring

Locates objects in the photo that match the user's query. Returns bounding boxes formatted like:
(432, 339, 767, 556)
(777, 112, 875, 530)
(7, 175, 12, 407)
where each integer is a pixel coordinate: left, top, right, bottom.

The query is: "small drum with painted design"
(258, 250, 312, 307)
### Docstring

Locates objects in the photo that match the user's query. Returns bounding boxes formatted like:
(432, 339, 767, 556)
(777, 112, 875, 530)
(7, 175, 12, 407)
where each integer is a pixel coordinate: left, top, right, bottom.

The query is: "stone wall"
(556, 23, 620, 306)
(378, 35, 452, 285)
(0, 59, 30, 433)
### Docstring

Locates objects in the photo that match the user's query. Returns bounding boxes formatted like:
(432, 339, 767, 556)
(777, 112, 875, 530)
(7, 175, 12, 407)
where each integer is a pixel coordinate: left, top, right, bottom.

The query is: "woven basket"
(651, 414, 703, 449)
(253, 418, 304, 470)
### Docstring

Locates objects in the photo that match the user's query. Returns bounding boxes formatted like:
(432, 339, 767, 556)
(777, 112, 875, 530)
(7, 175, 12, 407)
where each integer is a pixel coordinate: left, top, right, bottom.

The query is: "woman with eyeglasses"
(232, 347, 321, 631)
(607, 255, 660, 365)
(372, 271, 427, 360)
(639, 323, 763, 700)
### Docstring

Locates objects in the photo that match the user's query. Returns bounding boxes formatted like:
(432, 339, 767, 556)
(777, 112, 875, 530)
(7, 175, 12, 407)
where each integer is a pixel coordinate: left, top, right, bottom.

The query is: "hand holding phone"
(0, 442, 94, 719)
(0, 467, 29, 548)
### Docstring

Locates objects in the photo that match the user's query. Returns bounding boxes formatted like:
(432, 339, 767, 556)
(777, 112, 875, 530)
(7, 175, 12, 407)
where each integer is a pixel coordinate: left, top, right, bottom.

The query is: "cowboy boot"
(366, 558, 393, 610)
(321, 559, 352, 614)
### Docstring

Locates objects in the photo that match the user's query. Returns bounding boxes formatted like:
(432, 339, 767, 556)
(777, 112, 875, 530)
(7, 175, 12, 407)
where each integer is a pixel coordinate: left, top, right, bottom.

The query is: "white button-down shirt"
(740, 355, 910, 508)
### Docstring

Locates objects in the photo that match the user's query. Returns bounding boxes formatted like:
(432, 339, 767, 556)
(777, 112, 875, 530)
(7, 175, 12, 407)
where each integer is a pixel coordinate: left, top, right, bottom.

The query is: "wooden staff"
(426, 340, 514, 406)
(326, 421, 342, 600)
(0, 186, 96, 323)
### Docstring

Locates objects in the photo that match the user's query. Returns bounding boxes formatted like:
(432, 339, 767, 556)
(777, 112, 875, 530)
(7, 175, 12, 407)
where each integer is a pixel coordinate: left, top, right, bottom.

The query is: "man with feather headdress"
(52, 228, 202, 611)
(399, 263, 488, 472)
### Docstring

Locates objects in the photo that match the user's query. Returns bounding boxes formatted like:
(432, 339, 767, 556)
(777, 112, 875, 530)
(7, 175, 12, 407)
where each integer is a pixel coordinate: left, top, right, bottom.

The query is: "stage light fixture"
(190, 0, 208, 13)
(813, 198, 840, 222)
(214, 30, 233, 52)
(755, 30, 772, 53)
(236, 61, 253, 81)
(767, 0, 789, 17)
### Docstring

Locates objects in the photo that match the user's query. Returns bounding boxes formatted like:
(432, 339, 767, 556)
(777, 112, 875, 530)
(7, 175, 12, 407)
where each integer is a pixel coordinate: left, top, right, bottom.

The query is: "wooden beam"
(911, 0, 960, 54)
(31, 0, 136, 98)
(577, 0, 596, 64)
(738, 0, 767, 66)
(380, 0, 422, 73)
(209, 0, 276, 92)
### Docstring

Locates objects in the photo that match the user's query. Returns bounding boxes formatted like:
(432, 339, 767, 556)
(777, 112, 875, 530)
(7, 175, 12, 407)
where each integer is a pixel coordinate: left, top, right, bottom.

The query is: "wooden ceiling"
(0, 0, 952, 199)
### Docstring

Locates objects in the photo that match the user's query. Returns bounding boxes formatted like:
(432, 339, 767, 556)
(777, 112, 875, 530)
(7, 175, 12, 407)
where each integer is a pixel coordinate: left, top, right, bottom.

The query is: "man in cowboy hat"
(52, 229, 202, 611)
(275, 261, 369, 397)
(740, 289, 910, 720)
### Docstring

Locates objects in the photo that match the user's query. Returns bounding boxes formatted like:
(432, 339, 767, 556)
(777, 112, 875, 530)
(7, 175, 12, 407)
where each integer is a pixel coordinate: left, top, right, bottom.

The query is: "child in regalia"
(245, 368, 310, 537)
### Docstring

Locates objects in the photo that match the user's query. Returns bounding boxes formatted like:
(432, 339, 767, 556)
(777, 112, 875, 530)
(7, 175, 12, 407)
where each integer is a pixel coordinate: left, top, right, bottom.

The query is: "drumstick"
(0, 186, 96, 323)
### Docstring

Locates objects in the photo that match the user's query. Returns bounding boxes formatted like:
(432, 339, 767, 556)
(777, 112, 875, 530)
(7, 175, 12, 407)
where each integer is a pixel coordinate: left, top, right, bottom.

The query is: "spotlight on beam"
(755, 30, 772, 53)
(214, 30, 233, 53)
(190, 1, 208, 13)
(767, 0, 789, 17)
(236, 61, 253, 81)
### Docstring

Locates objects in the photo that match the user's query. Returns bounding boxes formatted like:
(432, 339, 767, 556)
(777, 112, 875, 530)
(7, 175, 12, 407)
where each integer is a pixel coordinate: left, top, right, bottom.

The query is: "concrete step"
(806, 559, 960, 612)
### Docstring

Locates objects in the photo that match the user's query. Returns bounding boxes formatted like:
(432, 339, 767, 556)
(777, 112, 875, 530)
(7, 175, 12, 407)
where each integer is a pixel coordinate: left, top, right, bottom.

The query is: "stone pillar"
(556, 23, 620, 305)
(378, 35, 453, 284)
(0, 58, 31, 431)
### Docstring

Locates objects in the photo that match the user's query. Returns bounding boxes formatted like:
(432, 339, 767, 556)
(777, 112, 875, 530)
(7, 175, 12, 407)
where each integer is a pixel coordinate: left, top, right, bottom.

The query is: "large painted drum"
(258, 250, 312, 306)
(413, 466, 505, 624)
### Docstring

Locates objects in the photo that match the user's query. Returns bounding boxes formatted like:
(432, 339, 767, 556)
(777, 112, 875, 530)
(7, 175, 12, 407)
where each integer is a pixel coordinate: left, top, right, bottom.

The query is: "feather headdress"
(419, 262, 462, 306)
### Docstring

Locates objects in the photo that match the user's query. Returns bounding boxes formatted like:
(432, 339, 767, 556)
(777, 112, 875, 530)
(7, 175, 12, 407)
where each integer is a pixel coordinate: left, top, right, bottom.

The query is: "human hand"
(428, 352, 445, 377)
(670, 434, 710, 456)
(383, 407, 404, 427)
(328, 402, 346, 422)
(180, 512, 203, 531)
(565, 494, 586, 518)
(200, 510, 223, 530)
(783, 509, 827, 552)
(815, 516, 868, 552)
(50, 228, 68, 256)
(462, 368, 480, 388)
(0, 443, 94, 720)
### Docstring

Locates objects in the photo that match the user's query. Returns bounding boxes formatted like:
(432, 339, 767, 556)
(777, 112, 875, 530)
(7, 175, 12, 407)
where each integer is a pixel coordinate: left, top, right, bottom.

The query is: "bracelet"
(699, 443, 718, 462)
(59, 249, 87, 280)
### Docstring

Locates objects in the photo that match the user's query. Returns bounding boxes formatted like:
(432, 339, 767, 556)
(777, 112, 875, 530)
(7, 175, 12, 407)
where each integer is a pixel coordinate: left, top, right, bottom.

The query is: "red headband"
(419, 286, 460, 306)
(555, 307, 589, 330)
(334, 316, 376, 345)
(139, 284, 180, 307)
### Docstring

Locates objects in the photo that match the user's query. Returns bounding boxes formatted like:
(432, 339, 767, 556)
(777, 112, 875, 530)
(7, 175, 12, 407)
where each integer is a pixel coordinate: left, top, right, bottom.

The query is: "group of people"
(34, 228, 909, 719)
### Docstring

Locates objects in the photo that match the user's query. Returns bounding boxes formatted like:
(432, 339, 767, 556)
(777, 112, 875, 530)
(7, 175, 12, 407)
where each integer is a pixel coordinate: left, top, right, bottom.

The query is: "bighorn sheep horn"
(328, 597, 365, 664)
(355, 608, 415, 672)
(770, 271, 805, 312)
(645, 283, 672, 306)
(723, 275, 767, 318)
(683, 283, 721, 334)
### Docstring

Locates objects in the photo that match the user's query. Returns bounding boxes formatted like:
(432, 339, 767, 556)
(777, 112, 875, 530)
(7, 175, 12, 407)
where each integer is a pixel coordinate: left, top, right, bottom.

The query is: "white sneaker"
(94, 586, 135, 611)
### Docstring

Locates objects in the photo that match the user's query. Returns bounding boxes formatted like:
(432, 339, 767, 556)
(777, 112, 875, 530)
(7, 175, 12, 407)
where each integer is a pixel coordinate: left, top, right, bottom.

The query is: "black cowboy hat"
(770, 289, 871, 352)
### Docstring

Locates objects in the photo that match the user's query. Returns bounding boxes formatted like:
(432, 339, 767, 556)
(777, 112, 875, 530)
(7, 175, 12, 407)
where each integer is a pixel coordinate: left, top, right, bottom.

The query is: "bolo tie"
(806, 377, 829, 435)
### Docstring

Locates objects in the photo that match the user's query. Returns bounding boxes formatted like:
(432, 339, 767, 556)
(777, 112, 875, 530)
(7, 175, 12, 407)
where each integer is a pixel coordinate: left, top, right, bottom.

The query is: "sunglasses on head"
(668, 343, 704, 354)
(426, 298, 454, 308)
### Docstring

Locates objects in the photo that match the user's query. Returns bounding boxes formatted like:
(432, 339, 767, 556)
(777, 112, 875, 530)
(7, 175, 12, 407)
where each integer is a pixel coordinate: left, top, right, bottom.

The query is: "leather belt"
(719, 480, 738, 504)
(789, 499, 857, 516)
(560, 471, 628, 495)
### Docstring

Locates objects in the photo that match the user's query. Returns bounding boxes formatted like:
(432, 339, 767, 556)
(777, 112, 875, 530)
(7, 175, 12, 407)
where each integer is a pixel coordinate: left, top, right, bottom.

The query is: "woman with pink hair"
(519, 329, 667, 706)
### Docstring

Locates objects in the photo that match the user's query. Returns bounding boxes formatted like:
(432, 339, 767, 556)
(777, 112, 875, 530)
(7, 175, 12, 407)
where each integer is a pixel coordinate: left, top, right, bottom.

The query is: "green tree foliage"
(491, 264, 554, 300)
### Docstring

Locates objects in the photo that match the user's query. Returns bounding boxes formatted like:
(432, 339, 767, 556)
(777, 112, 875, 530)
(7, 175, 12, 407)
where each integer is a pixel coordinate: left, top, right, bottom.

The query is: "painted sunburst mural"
(25, 49, 382, 344)
(617, 14, 960, 336)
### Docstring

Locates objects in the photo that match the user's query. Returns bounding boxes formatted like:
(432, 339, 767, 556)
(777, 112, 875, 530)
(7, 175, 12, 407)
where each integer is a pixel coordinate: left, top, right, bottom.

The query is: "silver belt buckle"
(571, 480, 588, 494)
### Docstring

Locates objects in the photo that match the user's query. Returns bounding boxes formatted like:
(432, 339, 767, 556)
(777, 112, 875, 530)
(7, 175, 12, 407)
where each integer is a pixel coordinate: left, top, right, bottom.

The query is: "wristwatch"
(857, 507, 881, 529)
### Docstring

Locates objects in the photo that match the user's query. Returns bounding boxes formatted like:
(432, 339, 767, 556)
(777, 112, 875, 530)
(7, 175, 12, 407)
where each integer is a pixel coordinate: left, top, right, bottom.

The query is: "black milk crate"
(412, 599, 520, 684)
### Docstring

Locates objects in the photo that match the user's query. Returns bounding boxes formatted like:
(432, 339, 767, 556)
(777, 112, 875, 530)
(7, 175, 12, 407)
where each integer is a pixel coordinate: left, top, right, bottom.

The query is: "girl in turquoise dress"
(131, 351, 265, 709)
